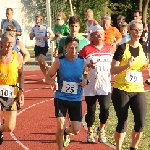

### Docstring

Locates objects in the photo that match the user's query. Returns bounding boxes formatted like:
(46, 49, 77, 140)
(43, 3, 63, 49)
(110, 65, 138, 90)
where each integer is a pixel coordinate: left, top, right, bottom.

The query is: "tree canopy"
(21, 0, 150, 32)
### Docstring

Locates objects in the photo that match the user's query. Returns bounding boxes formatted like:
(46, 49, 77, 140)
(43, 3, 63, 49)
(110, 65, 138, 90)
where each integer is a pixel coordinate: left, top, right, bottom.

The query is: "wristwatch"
(19, 87, 24, 92)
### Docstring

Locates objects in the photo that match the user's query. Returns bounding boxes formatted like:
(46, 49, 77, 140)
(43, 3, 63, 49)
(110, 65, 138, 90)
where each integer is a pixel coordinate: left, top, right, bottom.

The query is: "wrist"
(19, 87, 24, 92)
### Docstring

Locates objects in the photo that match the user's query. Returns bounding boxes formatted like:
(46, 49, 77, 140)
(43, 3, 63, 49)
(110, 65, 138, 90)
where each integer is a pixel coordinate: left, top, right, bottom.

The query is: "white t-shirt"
(32, 24, 53, 47)
(83, 52, 113, 96)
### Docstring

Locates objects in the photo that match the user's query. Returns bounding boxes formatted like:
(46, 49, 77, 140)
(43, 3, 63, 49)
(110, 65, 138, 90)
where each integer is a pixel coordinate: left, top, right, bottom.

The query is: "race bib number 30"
(61, 81, 78, 94)
(125, 71, 142, 83)
(0, 85, 14, 98)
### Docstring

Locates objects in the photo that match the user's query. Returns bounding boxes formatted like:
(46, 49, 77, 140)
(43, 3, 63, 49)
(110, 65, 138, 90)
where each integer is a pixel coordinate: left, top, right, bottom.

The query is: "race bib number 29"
(0, 85, 14, 98)
(61, 81, 78, 94)
(125, 71, 142, 83)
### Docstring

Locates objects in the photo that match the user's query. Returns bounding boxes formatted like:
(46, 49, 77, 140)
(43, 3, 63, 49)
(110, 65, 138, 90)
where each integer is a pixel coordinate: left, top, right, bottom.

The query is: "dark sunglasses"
(56, 19, 61, 21)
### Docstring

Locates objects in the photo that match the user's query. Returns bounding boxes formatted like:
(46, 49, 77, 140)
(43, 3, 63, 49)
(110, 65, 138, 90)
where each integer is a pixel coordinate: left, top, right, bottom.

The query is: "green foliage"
(93, 92, 150, 150)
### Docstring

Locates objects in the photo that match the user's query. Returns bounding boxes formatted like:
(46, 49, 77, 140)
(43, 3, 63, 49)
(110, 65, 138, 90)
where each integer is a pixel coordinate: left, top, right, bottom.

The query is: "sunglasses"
(56, 19, 61, 21)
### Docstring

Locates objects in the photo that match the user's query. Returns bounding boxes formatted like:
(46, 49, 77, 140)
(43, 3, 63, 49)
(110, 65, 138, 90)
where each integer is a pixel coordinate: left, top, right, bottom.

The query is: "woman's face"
(56, 16, 64, 25)
(129, 23, 143, 41)
(86, 12, 93, 20)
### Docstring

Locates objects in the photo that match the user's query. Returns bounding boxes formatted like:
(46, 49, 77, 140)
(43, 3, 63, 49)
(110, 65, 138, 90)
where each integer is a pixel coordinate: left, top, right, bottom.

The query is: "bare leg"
(56, 117, 66, 150)
(114, 131, 126, 150)
(130, 130, 143, 149)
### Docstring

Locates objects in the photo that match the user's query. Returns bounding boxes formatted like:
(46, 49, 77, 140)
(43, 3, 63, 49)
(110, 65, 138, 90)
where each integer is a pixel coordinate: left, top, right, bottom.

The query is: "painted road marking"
(10, 87, 53, 150)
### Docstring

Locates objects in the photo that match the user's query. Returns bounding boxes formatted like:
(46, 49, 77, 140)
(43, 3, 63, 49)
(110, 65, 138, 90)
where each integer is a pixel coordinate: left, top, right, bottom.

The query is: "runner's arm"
(17, 53, 24, 90)
(17, 40, 30, 64)
(45, 58, 60, 84)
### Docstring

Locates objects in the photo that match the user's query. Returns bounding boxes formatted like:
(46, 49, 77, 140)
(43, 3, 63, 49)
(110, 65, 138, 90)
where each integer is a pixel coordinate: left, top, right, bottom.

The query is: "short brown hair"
(57, 12, 66, 21)
(69, 16, 80, 26)
(6, 8, 14, 12)
(35, 14, 43, 20)
(6, 25, 16, 32)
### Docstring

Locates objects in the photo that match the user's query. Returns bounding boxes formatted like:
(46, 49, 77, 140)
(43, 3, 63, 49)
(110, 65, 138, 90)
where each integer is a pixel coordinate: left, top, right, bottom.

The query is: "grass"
(93, 92, 150, 150)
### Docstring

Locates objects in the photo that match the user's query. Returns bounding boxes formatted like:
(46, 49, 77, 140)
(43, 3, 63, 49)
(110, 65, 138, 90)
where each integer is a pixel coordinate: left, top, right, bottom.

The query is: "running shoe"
(87, 131, 95, 143)
(0, 132, 3, 145)
(63, 129, 70, 147)
(129, 147, 138, 150)
(97, 127, 107, 143)
(145, 77, 150, 85)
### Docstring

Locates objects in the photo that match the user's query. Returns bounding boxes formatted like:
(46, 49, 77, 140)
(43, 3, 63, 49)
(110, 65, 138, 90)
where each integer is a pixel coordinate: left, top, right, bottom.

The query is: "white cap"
(90, 25, 104, 34)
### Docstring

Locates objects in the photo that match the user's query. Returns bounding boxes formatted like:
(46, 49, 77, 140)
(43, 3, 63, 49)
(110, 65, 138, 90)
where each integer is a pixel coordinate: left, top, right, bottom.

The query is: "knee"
(134, 123, 145, 132)
(5, 126, 15, 132)
(116, 121, 127, 133)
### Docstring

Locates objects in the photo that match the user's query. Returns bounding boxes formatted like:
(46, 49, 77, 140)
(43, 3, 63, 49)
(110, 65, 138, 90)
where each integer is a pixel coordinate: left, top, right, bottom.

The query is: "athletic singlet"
(113, 43, 146, 92)
(0, 51, 19, 98)
(55, 55, 84, 101)
(86, 21, 94, 40)
(32, 24, 50, 47)
(79, 43, 114, 96)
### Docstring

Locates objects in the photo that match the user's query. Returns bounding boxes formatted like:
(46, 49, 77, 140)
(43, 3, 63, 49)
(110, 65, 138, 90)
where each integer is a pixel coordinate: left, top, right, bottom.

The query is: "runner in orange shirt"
(101, 14, 122, 50)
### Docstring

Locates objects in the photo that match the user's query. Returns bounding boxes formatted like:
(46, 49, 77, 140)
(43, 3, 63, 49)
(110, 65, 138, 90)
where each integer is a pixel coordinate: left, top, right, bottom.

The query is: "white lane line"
(24, 81, 37, 84)
(25, 75, 37, 78)
(10, 88, 53, 150)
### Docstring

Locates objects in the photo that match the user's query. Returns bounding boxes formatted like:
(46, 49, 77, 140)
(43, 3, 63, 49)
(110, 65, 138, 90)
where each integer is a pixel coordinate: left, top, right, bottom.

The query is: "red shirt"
(79, 43, 115, 58)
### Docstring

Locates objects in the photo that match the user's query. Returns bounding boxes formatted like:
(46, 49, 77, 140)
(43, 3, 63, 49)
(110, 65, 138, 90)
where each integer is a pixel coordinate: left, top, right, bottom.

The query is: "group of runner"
(0, 7, 149, 150)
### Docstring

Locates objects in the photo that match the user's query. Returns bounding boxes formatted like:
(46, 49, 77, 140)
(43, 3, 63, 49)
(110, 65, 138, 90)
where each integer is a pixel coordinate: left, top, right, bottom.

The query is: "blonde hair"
(128, 20, 143, 30)
(6, 24, 16, 32)
(57, 12, 66, 21)
(35, 14, 43, 20)
(86, 9, 93, 14)
(1, 31, 15, 40)
(120, 22, 128, 28)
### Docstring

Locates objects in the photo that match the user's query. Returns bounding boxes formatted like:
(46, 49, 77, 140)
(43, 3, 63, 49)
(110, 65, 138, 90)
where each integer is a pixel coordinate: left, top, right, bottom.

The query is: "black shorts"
(54, 98, 82, 122)
(0, 97, 18, 111)
(34, 45, 48, 57)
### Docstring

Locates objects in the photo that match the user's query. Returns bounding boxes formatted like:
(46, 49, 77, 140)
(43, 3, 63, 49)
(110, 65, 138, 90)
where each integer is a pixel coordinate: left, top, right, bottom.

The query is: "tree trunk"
(142, 0, 150, 23)
(69, 0, 74, 16)
(139, 0, 143, 11)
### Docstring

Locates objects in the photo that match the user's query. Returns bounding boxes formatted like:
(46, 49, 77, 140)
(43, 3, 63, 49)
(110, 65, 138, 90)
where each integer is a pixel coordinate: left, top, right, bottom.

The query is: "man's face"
(133, 12, 142, 21)
(65, 41, 78, 57)
(69, 23, 80, 35)
(102, 19, 111, 28)
(6, 9, 13, 20)
(91, 30, 105, 43)
(35, 17, 42, 25)
(2, 36, 14, 51)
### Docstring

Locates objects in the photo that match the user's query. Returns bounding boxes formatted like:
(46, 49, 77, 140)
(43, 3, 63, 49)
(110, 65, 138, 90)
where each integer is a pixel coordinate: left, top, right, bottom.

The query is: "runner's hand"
(87, 60, 96, 69)
(79, 78, 88, 88)
(43, 37, 48, 41)
(18, 91, 24, 107)
(51, 81, 58, 92)
(127, 56, 134, 67)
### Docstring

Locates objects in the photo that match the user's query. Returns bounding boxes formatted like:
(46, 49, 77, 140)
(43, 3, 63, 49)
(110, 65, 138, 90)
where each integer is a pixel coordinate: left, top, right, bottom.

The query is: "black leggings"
(111, 88, 147, 133)
(85, 93, 111, 127)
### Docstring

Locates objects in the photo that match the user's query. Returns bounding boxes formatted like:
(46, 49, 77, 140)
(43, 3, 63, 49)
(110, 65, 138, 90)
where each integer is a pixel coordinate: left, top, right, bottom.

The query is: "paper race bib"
(0, 85, 14, 98)
(36, 37, 43, 46)
(61, 81, 78, 94)
(96, 62, 110, 72)
(125, 71, 142, 83)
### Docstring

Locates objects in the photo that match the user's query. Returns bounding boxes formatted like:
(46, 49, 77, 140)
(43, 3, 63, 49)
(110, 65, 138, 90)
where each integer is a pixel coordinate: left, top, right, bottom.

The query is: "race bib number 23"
(61, 81, 78, 94)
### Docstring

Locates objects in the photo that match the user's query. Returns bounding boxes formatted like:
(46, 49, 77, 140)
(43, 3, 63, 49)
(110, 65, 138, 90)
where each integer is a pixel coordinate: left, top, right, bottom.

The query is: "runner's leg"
(3, 110, 17, 132)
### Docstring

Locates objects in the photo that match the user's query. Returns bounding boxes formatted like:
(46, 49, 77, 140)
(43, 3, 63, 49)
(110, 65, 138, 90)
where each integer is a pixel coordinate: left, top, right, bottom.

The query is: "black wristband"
(19, 87, 24, 92)
(86, 79, 90, 85)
